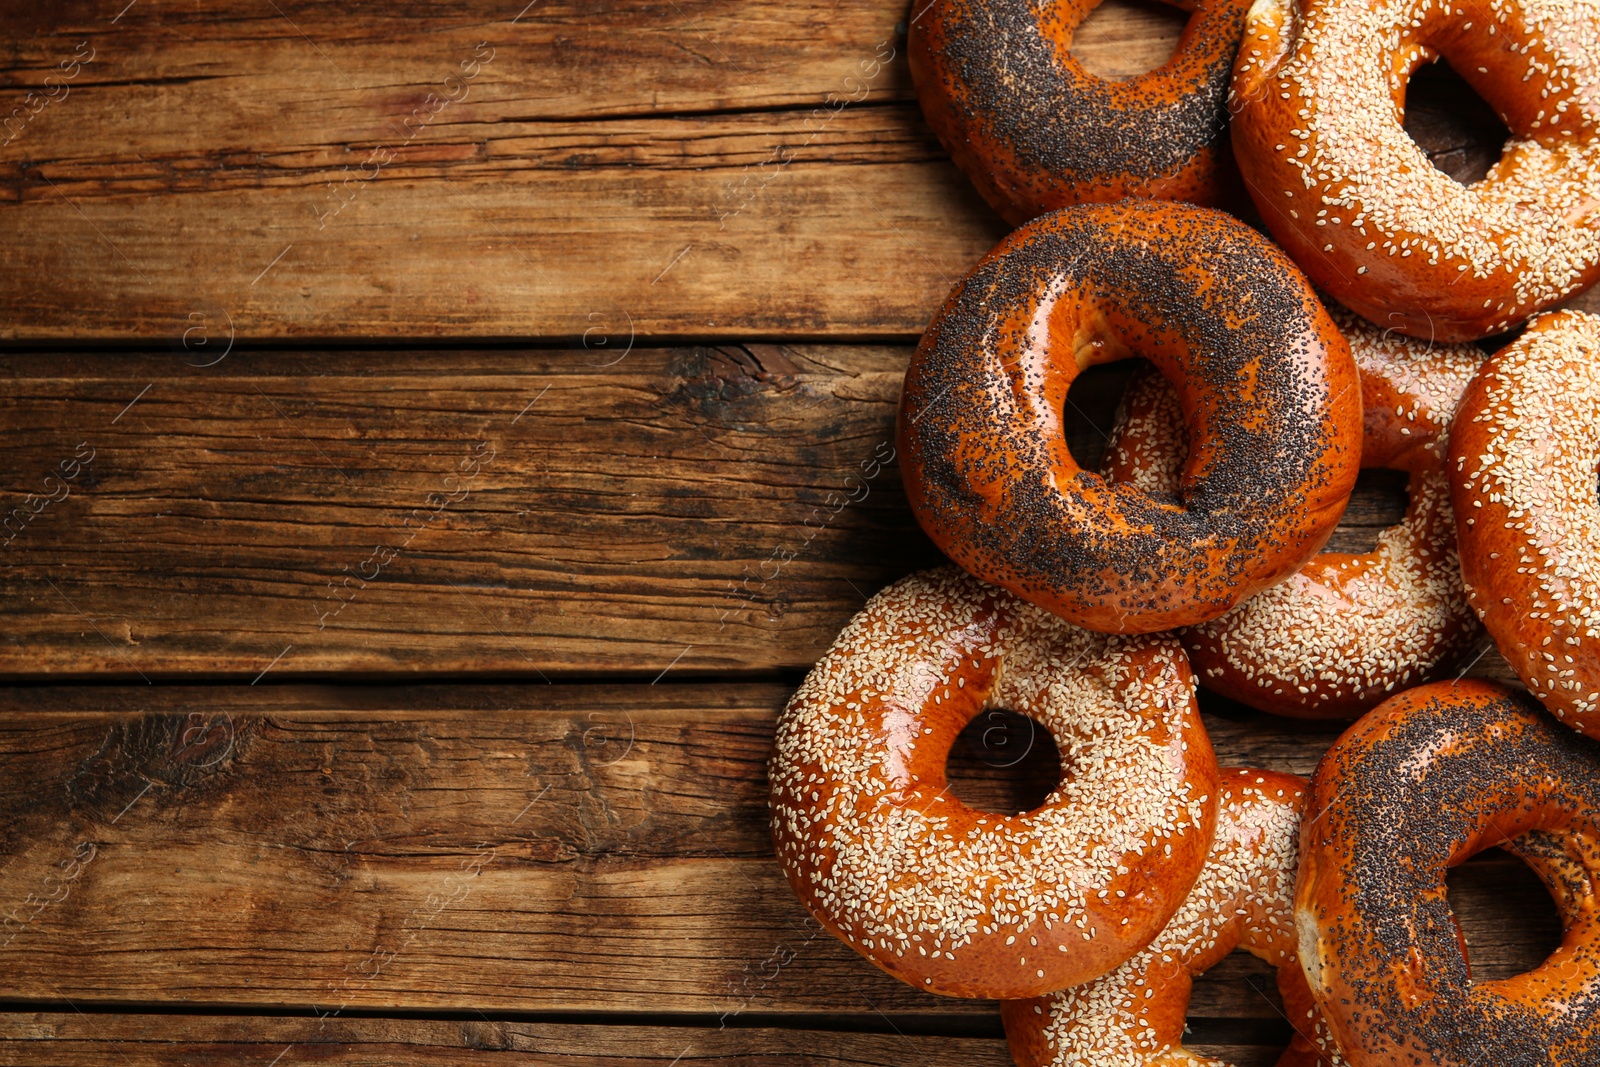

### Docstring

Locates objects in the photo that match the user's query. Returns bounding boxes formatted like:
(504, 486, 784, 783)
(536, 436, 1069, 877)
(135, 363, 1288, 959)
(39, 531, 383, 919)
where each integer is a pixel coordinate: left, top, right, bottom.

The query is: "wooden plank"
(1, 1, 1586, 341)
(0, 0, 1182, 125)
(0, 685, 1555, 1016)
(0, 0, 913, 125)
(0, 104, 1005, 343)
(0, 1012, 1297, 1067)
(0, 348, 1516, 682)
(0, 0, 1000, 343)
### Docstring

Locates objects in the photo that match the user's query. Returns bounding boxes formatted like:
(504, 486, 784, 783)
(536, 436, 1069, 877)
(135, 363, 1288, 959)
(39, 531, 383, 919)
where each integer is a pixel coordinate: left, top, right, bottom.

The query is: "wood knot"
(65, 712, 253, 821)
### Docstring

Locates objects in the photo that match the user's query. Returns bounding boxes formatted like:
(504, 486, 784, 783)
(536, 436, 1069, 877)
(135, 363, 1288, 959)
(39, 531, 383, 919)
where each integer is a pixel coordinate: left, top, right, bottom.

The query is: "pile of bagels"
(768, 0, 1600, 1063)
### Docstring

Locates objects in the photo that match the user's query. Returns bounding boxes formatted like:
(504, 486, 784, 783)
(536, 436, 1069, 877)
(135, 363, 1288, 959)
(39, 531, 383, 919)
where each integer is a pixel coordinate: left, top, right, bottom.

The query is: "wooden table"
(0, 1, 1584, 1063)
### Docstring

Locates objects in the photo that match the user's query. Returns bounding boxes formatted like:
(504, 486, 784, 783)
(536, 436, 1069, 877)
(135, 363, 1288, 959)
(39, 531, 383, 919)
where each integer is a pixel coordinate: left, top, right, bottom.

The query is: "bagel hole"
(1445, 844, 1565, 981)
(1403, 58, 1510, 186)
(1319, 468, 1410, 553)
(1071, 0, 1188, 80)
(1064, 360, 1146, 471)
(944, 708, 1063, 814)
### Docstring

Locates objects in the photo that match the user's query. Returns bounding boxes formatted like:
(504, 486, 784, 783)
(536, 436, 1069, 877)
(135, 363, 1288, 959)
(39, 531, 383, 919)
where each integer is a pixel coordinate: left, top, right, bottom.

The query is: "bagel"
(769, 566, 1219, 998)
(1297, 680, 1600, 1066)
(898, 199, 1362, 633)
(1102, 311, 1483, 715)
(1002, 768, 1349, 1067)
(1451, 310, 1600, 739)
(1230, 0, 1600, 340)
(909, 0, 1250, 223)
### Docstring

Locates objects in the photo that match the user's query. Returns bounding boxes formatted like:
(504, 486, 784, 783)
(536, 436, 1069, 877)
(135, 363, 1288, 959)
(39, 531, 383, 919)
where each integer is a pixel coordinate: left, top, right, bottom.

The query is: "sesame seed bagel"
(897, 200, 1362, 634)
(908, 0, 1249, 225)
(1230, 0, 1600, 341)
(1296, 680, 1600, 1067)
(1002, 769, 1349, 1067)
(768, 566, 1219, 999)
(1102, 312, 1485, 717)
(1451, 310, 1600, 739)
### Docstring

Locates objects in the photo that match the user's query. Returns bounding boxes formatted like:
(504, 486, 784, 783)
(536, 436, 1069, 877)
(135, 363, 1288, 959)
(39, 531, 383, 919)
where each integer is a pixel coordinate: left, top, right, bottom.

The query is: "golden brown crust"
(909, 0, 1250, 224)
(1451, 310, 1600, 739)
(769, 566, 1219, 999)
(898, 200, 1362, 635)
(1230, 0, 1600, 341)
(1277, 961, 1351, 1067)
(1103, 313, 1483, 716)
(1001, 769, 1350, 1067)
(1296, 680, 1600, 1066)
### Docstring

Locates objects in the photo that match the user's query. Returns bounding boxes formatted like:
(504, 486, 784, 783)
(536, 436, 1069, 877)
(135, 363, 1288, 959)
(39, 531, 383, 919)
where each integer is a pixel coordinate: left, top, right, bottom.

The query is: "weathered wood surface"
(1, 0, 1590, 341)
(0, 1012, 1309, 1067)
(0, 686, 1559, 1017)
(0, 0, 998, 343)
(0, 347, 1518, 684)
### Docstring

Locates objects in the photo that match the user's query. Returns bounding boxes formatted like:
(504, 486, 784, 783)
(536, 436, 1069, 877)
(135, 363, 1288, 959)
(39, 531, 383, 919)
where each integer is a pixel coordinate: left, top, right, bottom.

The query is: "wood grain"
(1, 0, 1181, 125)
(0, 685, 1557, 1018)
(0, 347, 1518, 683)
(0, 1012, 1309, 1067)
(0, 103, 1005, 343)
(1, 0, 1588, 341)
(0, 0, 999, 343)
